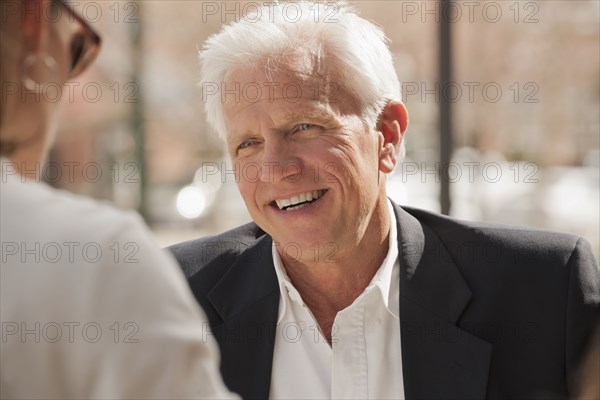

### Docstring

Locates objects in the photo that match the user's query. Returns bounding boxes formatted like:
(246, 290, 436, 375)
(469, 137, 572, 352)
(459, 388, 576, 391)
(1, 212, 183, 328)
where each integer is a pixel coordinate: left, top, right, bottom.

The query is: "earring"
(21, 53, 58, 93)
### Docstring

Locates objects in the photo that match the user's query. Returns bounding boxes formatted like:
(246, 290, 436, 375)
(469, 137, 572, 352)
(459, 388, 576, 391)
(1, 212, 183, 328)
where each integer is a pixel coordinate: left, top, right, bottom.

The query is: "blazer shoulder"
(168, 222, 268, 278)
(401, 205, 593, 263)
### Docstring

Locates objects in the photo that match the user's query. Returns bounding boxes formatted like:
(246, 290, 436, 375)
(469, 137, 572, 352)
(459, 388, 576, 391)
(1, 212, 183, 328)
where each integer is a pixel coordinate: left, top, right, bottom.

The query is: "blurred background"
(47, 0, 599, 257)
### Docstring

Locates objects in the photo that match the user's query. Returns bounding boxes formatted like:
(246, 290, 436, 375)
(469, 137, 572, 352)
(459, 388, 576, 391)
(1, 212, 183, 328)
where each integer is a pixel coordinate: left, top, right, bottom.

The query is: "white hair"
(199, 0, 405, 157)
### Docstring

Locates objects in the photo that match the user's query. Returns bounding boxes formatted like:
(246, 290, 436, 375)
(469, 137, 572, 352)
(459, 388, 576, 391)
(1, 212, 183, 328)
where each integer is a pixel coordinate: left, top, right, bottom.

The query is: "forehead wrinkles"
(277, 102, 343, 130)
(223, 48, 364, 130)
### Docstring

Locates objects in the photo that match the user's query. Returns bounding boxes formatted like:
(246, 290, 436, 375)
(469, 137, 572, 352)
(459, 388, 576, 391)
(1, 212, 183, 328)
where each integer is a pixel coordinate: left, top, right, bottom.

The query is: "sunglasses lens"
(70, 34, 85, 72)
(55, 0, 101, 79)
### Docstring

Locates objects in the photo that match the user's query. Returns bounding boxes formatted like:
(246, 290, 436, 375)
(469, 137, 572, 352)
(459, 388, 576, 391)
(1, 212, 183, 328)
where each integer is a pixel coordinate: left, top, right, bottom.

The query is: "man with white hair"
(170, 2, 599, 399)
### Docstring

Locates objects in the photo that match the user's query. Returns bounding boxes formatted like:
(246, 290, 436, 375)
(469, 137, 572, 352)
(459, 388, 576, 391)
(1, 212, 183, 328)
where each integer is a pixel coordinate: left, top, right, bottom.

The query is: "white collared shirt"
(269, 201, 404, 399)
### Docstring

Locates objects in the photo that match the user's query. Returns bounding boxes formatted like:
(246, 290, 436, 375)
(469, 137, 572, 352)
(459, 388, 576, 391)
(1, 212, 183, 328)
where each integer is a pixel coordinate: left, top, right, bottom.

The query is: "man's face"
(223, 62, 386, 263)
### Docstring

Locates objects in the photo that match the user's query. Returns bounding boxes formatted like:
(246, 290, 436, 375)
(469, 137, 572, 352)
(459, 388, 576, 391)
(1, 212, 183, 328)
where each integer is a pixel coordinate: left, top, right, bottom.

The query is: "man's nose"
(259, 141, 302, 183)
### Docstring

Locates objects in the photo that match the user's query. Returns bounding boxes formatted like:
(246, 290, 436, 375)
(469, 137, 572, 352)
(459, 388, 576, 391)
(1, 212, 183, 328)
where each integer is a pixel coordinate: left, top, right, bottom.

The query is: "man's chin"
(273, 236, 340, 265)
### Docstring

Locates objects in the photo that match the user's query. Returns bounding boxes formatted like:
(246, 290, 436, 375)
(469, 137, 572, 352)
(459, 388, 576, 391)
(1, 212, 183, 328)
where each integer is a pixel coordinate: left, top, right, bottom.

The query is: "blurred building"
(49, 0, 599, 256)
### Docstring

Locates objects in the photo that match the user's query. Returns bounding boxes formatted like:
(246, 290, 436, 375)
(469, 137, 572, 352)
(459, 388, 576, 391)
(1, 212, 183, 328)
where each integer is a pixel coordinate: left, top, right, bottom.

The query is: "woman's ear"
(377, 101, 409, 173)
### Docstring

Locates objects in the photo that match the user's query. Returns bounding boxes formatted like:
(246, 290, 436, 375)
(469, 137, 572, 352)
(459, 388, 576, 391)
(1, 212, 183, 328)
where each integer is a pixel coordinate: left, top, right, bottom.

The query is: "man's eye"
(296, 123, 315, 132)
(238, 140, 257, 150)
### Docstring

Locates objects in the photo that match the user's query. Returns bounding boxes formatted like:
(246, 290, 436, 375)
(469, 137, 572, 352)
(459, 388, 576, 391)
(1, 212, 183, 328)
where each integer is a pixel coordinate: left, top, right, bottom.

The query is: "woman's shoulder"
(1, 171, 145, 246)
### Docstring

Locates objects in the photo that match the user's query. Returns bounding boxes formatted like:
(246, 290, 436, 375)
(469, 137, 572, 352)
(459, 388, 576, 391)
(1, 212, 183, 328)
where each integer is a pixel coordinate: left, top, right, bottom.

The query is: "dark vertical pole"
(439, 0, 453, 215)
(131, 0, 148, 221)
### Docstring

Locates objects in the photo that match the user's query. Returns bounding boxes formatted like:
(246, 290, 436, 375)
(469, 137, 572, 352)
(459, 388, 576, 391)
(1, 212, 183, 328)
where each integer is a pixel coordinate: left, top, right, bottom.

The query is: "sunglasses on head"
(52, 0, 101, 79)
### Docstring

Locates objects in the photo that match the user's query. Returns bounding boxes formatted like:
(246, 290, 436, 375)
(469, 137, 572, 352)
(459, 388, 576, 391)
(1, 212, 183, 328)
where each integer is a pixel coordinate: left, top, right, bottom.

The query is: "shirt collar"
(1, 157, 15, 183)
(271, 199, 399, 323)
(1, 157, 37, 184)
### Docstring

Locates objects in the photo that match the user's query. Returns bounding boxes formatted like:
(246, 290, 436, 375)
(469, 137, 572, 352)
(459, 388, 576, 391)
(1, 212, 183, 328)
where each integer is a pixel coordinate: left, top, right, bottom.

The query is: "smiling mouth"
(272, 189, 328, 211)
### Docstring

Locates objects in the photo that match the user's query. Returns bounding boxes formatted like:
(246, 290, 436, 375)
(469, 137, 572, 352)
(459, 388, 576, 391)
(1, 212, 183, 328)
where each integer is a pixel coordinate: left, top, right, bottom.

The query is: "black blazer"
(169, 203, 599, 400)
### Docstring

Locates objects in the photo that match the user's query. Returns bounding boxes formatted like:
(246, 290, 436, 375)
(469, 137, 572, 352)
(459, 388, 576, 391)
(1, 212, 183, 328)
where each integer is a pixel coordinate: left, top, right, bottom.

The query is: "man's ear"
(377, 101, 409, 174)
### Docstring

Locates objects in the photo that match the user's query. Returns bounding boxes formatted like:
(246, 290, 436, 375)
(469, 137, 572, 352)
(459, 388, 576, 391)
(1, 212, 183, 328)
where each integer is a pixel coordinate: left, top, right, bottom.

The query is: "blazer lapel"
(394, 204, 492, 399)
(207, 235, 279, 400)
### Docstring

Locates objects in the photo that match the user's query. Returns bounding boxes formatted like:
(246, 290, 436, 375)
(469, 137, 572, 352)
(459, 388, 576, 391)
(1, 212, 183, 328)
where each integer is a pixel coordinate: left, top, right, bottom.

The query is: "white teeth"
(275, 198, 291, 209)
(288, 203, 309, 211)
(274, 189, 326, 210)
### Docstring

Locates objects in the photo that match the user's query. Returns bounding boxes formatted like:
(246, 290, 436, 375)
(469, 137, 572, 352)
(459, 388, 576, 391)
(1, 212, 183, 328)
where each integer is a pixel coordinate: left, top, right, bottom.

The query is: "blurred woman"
(0, 1, 236, 398)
